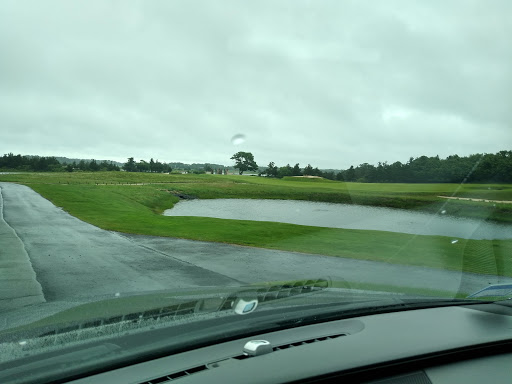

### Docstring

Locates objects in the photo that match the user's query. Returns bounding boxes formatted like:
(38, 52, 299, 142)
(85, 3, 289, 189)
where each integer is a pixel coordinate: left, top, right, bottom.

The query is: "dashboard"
(62, 302, 512, 384)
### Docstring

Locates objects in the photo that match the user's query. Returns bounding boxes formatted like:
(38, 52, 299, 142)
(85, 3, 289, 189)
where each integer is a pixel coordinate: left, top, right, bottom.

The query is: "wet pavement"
(122, 233, 512, 297)
(0, 183, 240, 306)
(1, 182, 511, 315)
(0, 185, 44, 309)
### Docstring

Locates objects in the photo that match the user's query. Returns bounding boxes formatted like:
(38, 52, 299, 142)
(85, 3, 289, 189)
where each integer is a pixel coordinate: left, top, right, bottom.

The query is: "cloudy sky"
(1, 0, 511, 169)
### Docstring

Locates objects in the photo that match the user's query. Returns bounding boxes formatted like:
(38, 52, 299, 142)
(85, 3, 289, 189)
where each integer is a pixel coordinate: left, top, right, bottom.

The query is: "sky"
(1, 0, 511, 169)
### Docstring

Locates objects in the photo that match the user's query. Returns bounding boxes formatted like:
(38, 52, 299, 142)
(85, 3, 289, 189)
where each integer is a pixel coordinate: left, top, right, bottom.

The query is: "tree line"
(0, 153, 219, 174)
(2, 150, 511, 183)
(337, 151, 512, 183)
(0, 153, 64, 172)
(123, 158, 227, 174)
(123, 157, 172, 173)
(0, 153, 121, 172)
(260, 150, 512, 183)
(261, 162, 331, 179)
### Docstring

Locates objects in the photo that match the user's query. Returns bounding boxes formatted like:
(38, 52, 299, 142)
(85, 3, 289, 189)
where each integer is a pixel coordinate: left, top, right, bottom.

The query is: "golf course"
(1, 171, 511, 277)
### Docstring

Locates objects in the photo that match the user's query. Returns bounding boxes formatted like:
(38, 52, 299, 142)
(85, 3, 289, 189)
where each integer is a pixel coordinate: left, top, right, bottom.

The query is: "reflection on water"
(163, 199, 512, 240)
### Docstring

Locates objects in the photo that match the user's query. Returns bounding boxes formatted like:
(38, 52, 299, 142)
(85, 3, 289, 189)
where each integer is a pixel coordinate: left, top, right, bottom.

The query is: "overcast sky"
(1, 0, 511, 169)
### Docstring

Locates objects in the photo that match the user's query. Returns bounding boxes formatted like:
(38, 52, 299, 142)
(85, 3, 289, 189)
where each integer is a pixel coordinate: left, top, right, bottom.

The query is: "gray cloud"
(1, 0, 511, 168)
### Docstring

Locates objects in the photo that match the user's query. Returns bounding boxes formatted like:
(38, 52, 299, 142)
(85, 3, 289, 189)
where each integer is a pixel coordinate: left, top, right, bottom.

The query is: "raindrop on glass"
(114, 292, 120, 297)
(441, 210, 446, 214)
(231, 134, 246, 145)
(19, 341, 27, 346)
(451, 239, 459, 244)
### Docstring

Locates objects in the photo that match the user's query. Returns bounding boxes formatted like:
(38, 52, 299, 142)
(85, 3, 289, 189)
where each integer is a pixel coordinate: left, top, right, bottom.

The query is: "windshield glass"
(1, 0, 511, 382)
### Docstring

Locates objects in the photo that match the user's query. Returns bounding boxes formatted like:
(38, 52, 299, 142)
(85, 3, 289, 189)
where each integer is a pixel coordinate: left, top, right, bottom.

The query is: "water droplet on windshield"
(441, 210, 446, 214)
(451, 239, 459, 244)
(18, 341, 27, 346)
(114, 292, 120, 297)
(231, 134, 246, 145)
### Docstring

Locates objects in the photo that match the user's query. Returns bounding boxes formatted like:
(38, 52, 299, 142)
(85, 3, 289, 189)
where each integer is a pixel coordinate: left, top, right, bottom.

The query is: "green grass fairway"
(1, 172, 511, 277)
(2, 171, 511, 222)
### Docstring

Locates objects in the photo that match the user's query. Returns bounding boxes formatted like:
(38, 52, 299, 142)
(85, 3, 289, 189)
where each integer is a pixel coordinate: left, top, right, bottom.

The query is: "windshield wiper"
(1, 278, 332, 343)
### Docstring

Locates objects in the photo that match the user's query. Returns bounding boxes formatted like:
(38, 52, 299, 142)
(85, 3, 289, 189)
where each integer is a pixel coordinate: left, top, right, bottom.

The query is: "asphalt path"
(2, 182, 511, 316)
(0, 183, 241, 305)
(122, 233, 512, 296)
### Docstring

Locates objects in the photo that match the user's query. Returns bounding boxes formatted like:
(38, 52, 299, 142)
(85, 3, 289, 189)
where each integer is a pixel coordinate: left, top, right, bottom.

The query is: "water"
(163, 199, 512, 240)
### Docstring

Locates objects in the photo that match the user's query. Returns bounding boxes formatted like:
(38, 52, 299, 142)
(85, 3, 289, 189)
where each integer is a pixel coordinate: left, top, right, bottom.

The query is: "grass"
(2, 171, 511, 222)
(1, 172, 511, 277)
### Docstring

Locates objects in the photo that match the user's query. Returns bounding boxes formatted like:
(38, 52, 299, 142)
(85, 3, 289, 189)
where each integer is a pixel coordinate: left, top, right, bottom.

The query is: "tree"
(124, 157, 137, 172)
(345, 165, 356, 181)
(204, 164, 214, 174)
(303, 164, 314, 176)
(264, 161, 278, 177)
(277, 164, 293, 178)
(323, 171, 335, 180)
(292, 163, 302, 176)
(230, 151, 258, 175)
(312, 167, 323, 177)
(137, 160, 149, 172)
(89, 159, 100, 171)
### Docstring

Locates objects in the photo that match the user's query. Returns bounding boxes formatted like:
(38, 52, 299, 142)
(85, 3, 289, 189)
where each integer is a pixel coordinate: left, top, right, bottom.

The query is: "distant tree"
(355, 163, 376, 182)
(263, 161, 278, 177)
(277, 164, 293, 178)
(230, 151, 258, 175)
(124, 157, 137, 172)
(152, 160, 163, 173)
(89, 159, 100, 171)
(149, 158, 155, 172)
(137, 160, 149, 172)
(204, 164, 214, 174)
(343, 165, 356, 181)
(292, 163, 302, 176)
(303, 164, 314, 176)
(78, 160, 87, 171)
(312, 167, 323, 177)
(66, 164, 74, 172)
(322, 170, 335, 180)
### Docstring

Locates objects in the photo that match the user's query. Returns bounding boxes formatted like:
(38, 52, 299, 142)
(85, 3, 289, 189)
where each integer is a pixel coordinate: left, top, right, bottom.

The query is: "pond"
(163, 199, 512, 240)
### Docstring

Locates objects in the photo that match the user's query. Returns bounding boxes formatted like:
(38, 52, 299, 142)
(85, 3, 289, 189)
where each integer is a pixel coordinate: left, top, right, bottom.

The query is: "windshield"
(1, 0, 511, 382)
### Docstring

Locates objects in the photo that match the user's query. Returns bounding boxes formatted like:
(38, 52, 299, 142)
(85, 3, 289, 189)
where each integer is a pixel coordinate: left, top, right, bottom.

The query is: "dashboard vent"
(140, 364, 208, 383)
(138, 333, 345, 383)
(255, 278, 329, 302)
(273, 333, 345, 351)
(232, 333, 346, 359)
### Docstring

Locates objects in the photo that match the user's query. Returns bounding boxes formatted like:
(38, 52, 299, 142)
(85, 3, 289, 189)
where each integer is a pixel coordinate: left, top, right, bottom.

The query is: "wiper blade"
(2, 278, 332, 343)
